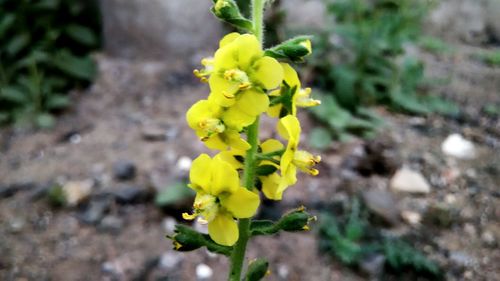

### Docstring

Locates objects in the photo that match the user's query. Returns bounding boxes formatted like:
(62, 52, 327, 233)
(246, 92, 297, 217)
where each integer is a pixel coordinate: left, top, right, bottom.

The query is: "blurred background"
(0, 0, 499, 280)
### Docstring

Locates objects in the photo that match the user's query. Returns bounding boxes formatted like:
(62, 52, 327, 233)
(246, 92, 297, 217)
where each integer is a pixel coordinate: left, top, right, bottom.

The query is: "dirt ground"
(0, 42, 499, 281)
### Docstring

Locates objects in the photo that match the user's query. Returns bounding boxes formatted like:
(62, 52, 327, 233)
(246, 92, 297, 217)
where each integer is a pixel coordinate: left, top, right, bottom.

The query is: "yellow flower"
(183, 154, 260, 246)
(208, 33, 284, 107)
(277, 115, 321, 191)
(186, 99, 250, 151)
(268, 63, 321, 117)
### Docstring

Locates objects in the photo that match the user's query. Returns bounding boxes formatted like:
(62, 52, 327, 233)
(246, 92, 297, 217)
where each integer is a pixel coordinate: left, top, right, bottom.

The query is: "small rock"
(62, 180, 93, 206)
(113, 186, 148, 204)
(359, 254, 385, 277)
(196, 263, 213, 280)
(78, 197, 112, 224)
(277, 264, 289, 279)
(113, 160, 137, 181)
(449, 251, 476, 269)
(176, 156, 192, 172)
(441, 134, 476, 159)
(159, 252, 183, 269)
(463, 223, 477, 238)
(362, 189, 400, 225)
(390, 168, 431, 194)
(8, 217, 25, 233)
(142, 125, 167, 141)
(481, 231, 496, 246)
(98, 215, 124, 234)
(401, 210, 422, 225)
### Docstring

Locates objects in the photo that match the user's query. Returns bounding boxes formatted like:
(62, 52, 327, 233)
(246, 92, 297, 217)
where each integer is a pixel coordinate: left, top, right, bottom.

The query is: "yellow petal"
(208, 212, 239, 246)
(213, 42, 239, 70)
(281, 63, 300, 88)
(225, 130, 251, 151)
(277, 115, 301, 141)
(261, 173, 283, 200)
(216, 150, 245, 169)
(235, 34, 262, 70)
(235, 89, 270, 117)
(190, 154, 213, 192)
(222, 107, 255, 130)
(267, 104, 282, 118)
(260, 139, 284, 153)
(221, 187, 260, 218)
(186, 100, 217, 130)
(204, 134, 229, 150)
(209, 75, 239, 107)
(252, 56, 284, 90)
(219, 32, 240, 48)
(211, 157, 240, 195)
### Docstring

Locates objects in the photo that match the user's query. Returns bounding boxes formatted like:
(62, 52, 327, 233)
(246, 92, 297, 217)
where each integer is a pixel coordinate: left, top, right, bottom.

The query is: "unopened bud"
(245, 258, 269, 281)
(265, 36, 313, 62)
(277, 207, 314, 232)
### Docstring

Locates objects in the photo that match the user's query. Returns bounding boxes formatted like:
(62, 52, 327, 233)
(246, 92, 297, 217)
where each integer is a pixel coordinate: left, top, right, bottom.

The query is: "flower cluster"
(184, 32, 321, 246)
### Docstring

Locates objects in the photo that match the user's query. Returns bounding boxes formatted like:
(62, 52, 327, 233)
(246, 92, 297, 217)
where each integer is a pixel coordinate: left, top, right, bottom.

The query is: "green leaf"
(36, 113, 55, 128)
(0, 86, 28, 103)
(6, 33, 30, 57)
(308, 127, 333, 150)
(45, 94, 70, 110)
(65, 24, 98, 46)
(0, 14, 15, 37)
(155, 182, 195, 207)
(52, 51, 96, 80)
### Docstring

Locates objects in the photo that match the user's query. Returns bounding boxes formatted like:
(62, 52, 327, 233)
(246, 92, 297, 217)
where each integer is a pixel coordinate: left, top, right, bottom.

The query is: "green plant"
(419, 36, 454, 55)
(0, 0, 100, 127)
(168, 1, 320, 280)
(473, 50, 500, 67)
(305, 0, 456, 140)
(318, 199, 442, 278)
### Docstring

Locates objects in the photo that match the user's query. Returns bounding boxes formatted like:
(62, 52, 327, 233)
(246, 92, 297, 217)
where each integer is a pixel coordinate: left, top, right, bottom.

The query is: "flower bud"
(277, 206, 315, 232)
(211, 0, 253, 31)
(265, 36, 313, 62)
(245, 258, 270, 281)
(168, 225, 205, 251)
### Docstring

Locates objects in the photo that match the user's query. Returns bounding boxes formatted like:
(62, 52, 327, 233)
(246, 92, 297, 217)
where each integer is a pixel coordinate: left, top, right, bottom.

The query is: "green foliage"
(308, 0, 456, 137)
(419, 36, 454, 54)
(318, 199, 441, 277)
(155, 181, 195, 207)
(309, 94, 383, 142)
(47, 184, 66, 207)
(473, 50, 500, 67)
(0, 0, 100, 127)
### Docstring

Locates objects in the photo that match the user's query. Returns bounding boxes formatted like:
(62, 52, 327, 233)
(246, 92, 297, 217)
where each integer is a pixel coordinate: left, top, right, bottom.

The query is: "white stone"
(196, 263, 213, 280)
(441, 134, 476, 159)
(176, 156, 192, 171)
(62, 180, 94, 206)
(401, 210, 422, 225)
(390, 168, 431, 194)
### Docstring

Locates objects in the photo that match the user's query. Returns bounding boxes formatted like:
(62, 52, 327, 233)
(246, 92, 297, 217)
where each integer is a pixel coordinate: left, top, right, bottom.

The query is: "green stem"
(252, 0, 265, 44)
(228, 1, 265, 280)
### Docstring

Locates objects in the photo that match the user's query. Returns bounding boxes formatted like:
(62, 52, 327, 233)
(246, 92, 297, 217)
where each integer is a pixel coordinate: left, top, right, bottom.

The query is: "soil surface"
(0, 42, 499, 281)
